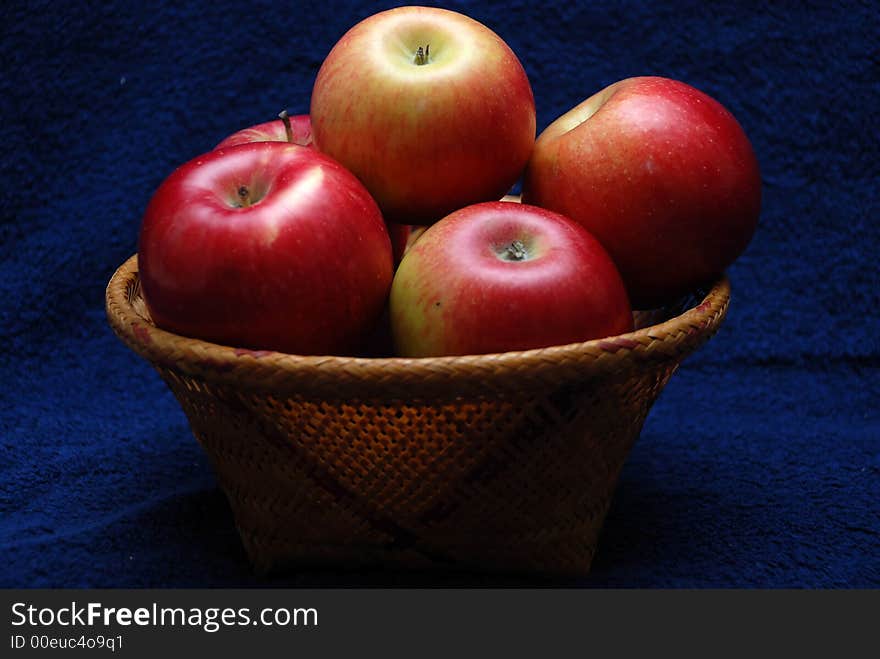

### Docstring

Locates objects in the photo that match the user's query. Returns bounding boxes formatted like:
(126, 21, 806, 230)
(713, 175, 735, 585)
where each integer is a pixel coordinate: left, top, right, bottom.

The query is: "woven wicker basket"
(106, 254, 729, 576)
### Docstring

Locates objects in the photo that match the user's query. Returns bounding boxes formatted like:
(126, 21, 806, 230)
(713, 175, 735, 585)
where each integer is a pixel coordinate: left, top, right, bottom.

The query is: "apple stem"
(504, 240, 528, 261)
(237, 185, 251, 207)
(278, 109, 294, 143)
(413, 44, 430, 65)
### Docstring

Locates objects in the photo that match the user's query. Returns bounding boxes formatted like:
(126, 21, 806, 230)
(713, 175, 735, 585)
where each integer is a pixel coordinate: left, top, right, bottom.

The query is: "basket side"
(157, 360, 678, 576)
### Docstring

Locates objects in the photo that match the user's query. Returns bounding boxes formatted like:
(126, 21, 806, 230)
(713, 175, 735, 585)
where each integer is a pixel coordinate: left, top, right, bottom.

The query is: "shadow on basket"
(106, 254, 729, 577)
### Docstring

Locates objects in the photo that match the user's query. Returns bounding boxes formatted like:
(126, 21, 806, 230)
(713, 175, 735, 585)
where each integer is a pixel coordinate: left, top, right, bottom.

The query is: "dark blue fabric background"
(1, 0, 877, 588)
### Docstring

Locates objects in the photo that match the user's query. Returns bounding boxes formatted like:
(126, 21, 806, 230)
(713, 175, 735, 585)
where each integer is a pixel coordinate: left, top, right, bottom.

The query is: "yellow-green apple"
(522, 76, 761, 307)
(310, 6, 536, 226)
(389, 201, 633, 357)
(214, 111, 313, 149)
(138, 141, 393, 355)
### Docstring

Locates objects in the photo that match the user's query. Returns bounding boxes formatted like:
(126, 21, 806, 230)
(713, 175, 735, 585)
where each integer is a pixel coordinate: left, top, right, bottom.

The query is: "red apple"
(214, 111, 313, 149)
(389, 201, 633, 357)
(216, 113, 431, 272)
(522, 76, 761, 307)
(310, 6, 536, 226)
(138, 141, 393, 355)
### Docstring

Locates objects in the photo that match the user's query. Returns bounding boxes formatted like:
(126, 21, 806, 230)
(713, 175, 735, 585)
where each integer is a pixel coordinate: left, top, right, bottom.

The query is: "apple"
(310, 6, 536, 226)
(214, 111, 313, 149)
(216, 113, 427, 269)
(138, 141, 393, 355)
(522, 76, 761, 307)
(389, 201, 633, 357)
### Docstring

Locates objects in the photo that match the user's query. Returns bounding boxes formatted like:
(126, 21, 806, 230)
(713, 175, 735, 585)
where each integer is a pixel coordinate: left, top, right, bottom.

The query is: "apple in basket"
(214, 110, 313, 149)
(389, 201, 634, 357)
(522, 76, 761, 308)
(215, 111, 423, 269)
(310, 5, 537, 226)
(137, 141, 393, 355)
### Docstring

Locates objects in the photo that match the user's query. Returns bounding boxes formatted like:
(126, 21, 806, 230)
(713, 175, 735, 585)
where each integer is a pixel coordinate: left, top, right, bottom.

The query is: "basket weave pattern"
(106, 255, 730, 576)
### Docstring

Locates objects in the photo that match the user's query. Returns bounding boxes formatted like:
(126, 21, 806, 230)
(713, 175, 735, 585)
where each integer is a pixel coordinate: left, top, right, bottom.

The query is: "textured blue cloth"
(1, 0, 877, 587)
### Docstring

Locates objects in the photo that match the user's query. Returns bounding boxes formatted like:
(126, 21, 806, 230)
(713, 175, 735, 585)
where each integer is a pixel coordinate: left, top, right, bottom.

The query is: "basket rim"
(105, 254, 730, 396)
